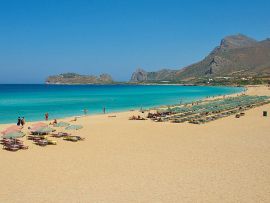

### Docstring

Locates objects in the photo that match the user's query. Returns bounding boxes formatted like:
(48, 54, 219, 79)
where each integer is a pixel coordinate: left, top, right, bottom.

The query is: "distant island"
(46, 34, 270, 85)
(46, 73, 114, 84)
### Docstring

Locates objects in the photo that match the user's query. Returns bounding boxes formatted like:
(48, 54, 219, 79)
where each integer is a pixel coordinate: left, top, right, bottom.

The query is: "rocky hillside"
(46, 73, 114, 84)
(130, 34, 270, 83)
(131, 68, 178, 82)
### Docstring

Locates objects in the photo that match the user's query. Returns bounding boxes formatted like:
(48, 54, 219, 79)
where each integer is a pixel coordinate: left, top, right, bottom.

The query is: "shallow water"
(0, 84, 243, 124)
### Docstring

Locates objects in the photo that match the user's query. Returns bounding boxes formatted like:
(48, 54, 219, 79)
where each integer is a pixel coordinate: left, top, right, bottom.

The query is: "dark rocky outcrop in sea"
(46, 73, 114, 84)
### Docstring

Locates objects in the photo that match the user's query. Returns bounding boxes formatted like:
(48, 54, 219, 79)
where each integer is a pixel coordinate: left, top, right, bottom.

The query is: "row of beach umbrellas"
(54, 121, 83, 130)
(31, 122, 83, 134)
(1, 122, 83, 139)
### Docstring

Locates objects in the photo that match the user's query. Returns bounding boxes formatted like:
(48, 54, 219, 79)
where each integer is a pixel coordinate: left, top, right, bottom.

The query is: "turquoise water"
(0, 84, 243, 124)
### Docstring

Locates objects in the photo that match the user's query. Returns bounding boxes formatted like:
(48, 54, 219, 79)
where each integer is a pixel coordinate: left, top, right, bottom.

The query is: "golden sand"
(1, 85, 270, 202)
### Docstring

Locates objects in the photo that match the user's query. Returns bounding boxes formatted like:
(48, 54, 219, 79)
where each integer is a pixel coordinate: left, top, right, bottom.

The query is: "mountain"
(130, 68, 178, 82)
(130, 34, 270, 83)
(46, 73, 114, 84)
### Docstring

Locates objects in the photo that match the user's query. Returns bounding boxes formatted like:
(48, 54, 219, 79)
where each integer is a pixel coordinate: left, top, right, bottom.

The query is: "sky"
(0, 0, 270, 83)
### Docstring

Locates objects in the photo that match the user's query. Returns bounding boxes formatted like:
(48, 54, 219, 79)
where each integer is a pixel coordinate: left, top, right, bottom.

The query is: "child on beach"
(71, 117, 77, 122)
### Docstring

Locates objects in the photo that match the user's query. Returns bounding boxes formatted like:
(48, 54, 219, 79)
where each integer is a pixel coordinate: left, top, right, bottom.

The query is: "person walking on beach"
(45, 113, 48, 120)
(17, 117, 21, 126)
(21, 117, 25, 127)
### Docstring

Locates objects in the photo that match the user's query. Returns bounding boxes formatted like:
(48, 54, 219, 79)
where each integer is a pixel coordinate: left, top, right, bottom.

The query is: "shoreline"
(0, 85, 245, 126)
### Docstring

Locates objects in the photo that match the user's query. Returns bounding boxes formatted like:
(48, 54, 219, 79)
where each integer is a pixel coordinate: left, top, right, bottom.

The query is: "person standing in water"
(103, 107, 106, 114)
(21, 117, 25, 127)
(17, 117, 21, 126)
(84, 109, 88, 115)
(45, 113, 49, 121)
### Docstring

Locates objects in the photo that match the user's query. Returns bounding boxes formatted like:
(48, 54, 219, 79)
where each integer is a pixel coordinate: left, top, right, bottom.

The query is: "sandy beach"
(1, 85, 270, 202)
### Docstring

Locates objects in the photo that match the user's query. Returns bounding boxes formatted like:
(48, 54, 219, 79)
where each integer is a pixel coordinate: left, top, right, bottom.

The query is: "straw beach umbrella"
(54, 121, 70, 127)
(30, 122, 48, 132)
(2, 131, 25, 139)
(34, 126, 54, 135)
(65, 125, 83, 130)
(1, 125, 22, 135)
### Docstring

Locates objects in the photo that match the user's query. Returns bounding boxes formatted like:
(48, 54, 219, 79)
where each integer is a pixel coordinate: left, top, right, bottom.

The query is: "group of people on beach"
(17, 117, 25, 126)
(35, 108, 106, 125)
(45, 113, 58, 125)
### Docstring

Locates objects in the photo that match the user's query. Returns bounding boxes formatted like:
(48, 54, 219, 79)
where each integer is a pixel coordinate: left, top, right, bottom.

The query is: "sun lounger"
(1, 138, 23, 145)
(63, 135, 85, 142)
(52, 132, 71, 138)
(153, 95, 270, 124)
(74, 136, 85, 141)
(46, 139, 57, 145)
(3, 144, 20, 151)
(36, 139, 48, 146)
(18, 144, 29, 150)
(63, 136, 79, 142)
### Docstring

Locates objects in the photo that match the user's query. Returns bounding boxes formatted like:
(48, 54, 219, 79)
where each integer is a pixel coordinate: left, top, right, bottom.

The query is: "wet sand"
(1, 85, 270, 202)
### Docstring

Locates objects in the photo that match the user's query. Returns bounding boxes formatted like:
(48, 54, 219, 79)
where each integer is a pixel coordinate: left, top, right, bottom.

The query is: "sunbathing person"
(49, 119, 58, 125)
(129, 115, 137, 120)
(71, 117, 77, 122)
(129, 115, 146, 120)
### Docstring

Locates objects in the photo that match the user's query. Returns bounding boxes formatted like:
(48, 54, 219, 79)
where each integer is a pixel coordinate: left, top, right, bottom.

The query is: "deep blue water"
(0, 84, 243, 124)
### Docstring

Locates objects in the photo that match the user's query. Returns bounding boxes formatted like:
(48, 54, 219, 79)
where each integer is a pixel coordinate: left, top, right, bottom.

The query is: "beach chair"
(3, 144, 20, 152)
(45, 139, 57, 145)
(240, 112, 245, 116)
(52, 132, 71, 138)
(74, 136, 85, 141)
(18, 144, 29, 150)
(63, 135, 85, 142)
(1, 138, 13, 145)
(63, 136, 78, 142)
(36, 139, 48, 146)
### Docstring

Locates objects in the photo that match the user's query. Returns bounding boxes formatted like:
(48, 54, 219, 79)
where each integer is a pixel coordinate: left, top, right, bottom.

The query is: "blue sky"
(0, 0, 269, 83)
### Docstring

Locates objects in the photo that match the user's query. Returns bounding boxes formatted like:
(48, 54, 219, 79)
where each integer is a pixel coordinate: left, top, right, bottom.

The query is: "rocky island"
(46, 73, 114, 84)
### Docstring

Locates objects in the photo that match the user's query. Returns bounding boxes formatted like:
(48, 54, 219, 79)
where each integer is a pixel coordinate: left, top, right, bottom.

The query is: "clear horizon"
(0, 0, 269, 83)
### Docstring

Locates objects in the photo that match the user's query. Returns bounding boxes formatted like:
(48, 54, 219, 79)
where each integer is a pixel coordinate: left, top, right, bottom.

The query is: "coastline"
(0, 84, 245, 125)
(1, 85, 270, 202)
(0, 84, 246, 125)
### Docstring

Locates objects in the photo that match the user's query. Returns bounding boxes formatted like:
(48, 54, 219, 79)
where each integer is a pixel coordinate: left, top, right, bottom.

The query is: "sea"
(0, 84, 244, 124)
